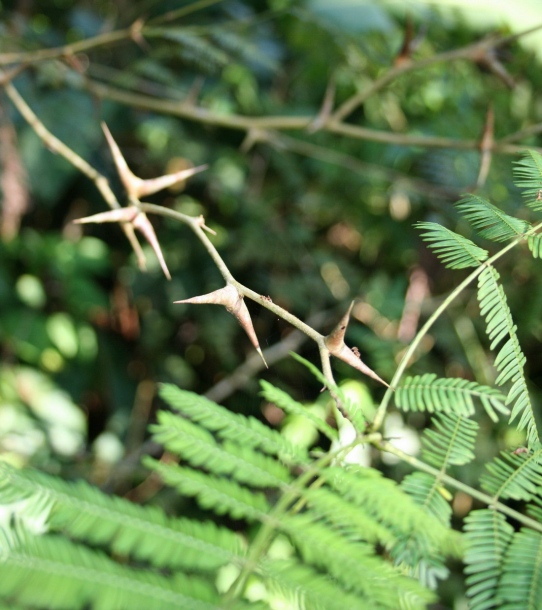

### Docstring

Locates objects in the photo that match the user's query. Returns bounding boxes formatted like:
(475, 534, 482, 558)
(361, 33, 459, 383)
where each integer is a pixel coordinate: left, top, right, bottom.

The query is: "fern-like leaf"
(159, 384, 308, 464)
(302, 485, 397, 546)
(0, 465, 242, 572)
(150, 411, 291, 489)
(395, 373, 509, 421)
(456, 194, 530, 242)
(281, 514, 434, 609)
(416, 221, 489, 268)
(527, 233, 542, 258)
(496, 528, 542, 609)
(513, 149, 542, 210)
(323, 466, 456, 553)
(144, 457, 270, 521)
(261, 559, 370, 610)
(480, 267, 538, 442)
(477, 265, 539, 446)
(479, 447, 542, 501)
(464, 508, 514, 610)
(421, 412, 478, 468)
(395, 472, 455, 588)
(260, 380, 337, 441)
(0, 530, 222, 610)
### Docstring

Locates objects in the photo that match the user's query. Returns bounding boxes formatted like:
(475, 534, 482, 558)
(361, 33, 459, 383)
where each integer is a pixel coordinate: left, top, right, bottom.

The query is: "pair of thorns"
(75, 125, 388, 387)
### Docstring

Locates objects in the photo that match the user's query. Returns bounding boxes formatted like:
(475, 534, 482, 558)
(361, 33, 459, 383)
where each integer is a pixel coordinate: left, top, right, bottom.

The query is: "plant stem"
(83, 78, 542, 155)
(373, 222, 542, 431)
(223, 447, 342, 602)
(3, 78, 148, 268)
(377, 439, 542, 533)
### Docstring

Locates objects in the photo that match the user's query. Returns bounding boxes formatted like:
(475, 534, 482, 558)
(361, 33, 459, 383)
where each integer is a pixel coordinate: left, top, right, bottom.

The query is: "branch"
(332, 23, 542, 123)
(2, 78, 148, 269)
(377, 439, 542, 533)
(372, 219, 542, 430)
(82, 78, 542, 156)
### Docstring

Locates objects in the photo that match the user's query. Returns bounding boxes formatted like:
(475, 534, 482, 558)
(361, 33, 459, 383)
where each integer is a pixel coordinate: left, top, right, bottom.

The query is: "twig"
(377, 439, 542, 533)
(372, 219, 542, 431)
(83, 78, 542, 156)
(2, 78, 147, 268)
(331, 23, 542, 124)
(205, 311, 327, 403)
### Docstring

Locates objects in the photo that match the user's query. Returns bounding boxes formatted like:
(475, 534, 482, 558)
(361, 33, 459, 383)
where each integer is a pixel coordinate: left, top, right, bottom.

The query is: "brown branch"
(0, 28, 132, 67)
(3, 78, 147, 269)
(331, 23, 542, 124)
(82, 78, 542, 156)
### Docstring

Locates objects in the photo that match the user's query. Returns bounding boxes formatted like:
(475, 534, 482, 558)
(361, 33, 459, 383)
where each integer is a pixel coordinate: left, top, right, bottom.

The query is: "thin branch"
(0, 28, 132, 67)
(377, 439, 542, 533)
(331, 23, 542, 123)
(3, 78, 148, 268)
(147, 0, 225, 25)
(372, 219, 542, 430)
(83, 78, 542, 156)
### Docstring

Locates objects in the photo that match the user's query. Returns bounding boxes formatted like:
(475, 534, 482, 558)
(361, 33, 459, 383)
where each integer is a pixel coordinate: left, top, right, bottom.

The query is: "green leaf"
(396, 373, 509, 421)
(415, 222, 488, 268)
(261, 558, 370, 610)
(527, 233, 542, 258)
(158, 384, 308, 465)
(323, 466, 455, 552)
(0, 465, 242, 572)
(0, 531, 222, 610)
(496, 528, 542, 610)
(144, 457, 270, 521)
(480, 448, 542, 501)
(456, 194, 530, 242)
(421, 413, 478, 468)
(477, 265, 539, 447)
(464, 509, 514, 610)
(513, 149, 542, 210)
(281, 514, 434, 609)
(150, 411, 291, 489)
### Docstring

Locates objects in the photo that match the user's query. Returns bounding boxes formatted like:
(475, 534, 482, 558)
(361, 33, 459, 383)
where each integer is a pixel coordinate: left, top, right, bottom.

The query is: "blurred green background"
(1, 0, 542, 524)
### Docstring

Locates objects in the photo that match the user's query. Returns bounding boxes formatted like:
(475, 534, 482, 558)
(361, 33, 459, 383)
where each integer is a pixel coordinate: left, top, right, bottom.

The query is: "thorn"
(307, 74, 336, 134)
(256, 347, 268, 369)
(101, 122, 141, 199)
(136, 164, 208, 198)
(73, 207, 138, 224)
(175, 285, 266, 365)
(102, 122, 206, 200)
(74, 206, 171, 280)
(132, 212, 171, 280)
(324, 301, 388, 386)
(476, 104, 494, 188)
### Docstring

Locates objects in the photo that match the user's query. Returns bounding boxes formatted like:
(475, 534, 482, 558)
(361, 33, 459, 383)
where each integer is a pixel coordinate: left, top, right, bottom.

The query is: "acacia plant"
(2, 2, 542, 609)
(1, 102, 542, 609)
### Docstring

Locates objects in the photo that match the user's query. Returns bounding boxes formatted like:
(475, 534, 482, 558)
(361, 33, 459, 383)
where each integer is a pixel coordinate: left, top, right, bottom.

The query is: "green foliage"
(0, 533, 226, 610)
(395, 373, 509, 421)
(456, 194, 531, 242)
(0, 385, 457, 609)
(514, 149, 542, 210)
(477, 265, 538, 446)
(464, 509, 515, 610)
(421, 412, 478, 468)
(4, 2, 542, 608)
(415, 222, 489, 269)
(480, 447, 542, 501)
(496, 528, 542, 609)
(0, 465, 242, 572)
